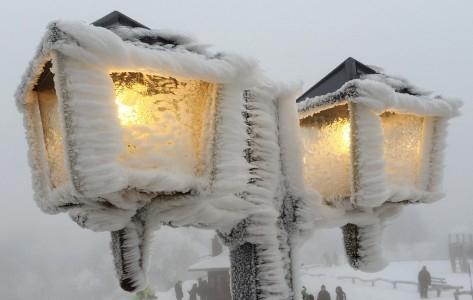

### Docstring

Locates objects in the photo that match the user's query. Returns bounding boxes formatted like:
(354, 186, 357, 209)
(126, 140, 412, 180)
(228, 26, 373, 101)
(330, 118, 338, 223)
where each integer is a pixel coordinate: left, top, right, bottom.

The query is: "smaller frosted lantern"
(298, 57, 460, 270)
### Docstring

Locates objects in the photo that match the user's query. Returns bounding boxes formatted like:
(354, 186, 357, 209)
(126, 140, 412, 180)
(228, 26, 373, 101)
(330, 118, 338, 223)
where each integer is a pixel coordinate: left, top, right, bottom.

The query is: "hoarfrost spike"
(111, 211, 151, 292)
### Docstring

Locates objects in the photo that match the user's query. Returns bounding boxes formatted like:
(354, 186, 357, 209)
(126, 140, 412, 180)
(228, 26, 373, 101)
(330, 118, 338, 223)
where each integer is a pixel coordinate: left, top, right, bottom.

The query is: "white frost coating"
(426, 118, 449, 194)
(298, 77, 461, 207)
(276, 85, 319, 299)
(243, 86, 291, 300)
(362, 72, 432, 97)
(277, 85, 317, 231)
(353, 80, 460, 117)
(298, 72, 461, 273)
(16, 19, 286, 295)
(298, 80, 460, 119)
(16, 20, 259, 229)
(351, 103, 389, 207)
(110, 215, 151, 292)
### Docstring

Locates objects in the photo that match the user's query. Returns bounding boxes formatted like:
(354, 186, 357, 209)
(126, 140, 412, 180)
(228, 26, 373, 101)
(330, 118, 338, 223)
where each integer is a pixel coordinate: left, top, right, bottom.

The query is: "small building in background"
(448, 232, 473, 273)
(188, 236, 231, 300)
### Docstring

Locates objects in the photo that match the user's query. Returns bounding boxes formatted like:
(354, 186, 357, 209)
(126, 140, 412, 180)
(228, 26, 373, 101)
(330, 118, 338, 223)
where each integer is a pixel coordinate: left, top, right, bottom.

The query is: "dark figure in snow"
(188, 283, 198, 300)
(302, 286, 315, 300)
(335, 286, 346, 300)
(317, 285, 331, 300)
(418, 265, 431, 298)
(302, 286, 309, 300)
(174, 280, 183, 300)
(197, 278, 209, 300)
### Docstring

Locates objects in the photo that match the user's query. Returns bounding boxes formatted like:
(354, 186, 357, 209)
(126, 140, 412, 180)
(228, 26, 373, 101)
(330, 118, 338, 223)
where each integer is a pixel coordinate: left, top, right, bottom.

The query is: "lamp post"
(297, 57, 461, 271)
(16, 11, 282, 293)
(16, 11, 461, 299)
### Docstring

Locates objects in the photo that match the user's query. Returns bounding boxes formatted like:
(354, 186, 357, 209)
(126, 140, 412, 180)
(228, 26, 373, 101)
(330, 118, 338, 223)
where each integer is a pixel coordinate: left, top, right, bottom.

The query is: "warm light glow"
(341, 121, 351, 153)
(381, 112, 425, 187)
(37, 88, 69, 188)
(300, 104, 352, 201)
(110, 72, 218, 176)
(115, 97, 138, 126)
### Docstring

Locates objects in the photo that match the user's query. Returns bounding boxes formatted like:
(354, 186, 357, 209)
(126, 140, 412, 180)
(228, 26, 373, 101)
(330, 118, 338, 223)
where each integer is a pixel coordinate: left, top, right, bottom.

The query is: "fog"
(0, 1, 472, 299)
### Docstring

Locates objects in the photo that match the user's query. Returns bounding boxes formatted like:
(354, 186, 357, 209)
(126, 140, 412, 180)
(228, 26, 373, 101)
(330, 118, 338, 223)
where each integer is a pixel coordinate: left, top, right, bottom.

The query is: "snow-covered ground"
(301, 260, 471, 300)
(156, 260, 472, 300)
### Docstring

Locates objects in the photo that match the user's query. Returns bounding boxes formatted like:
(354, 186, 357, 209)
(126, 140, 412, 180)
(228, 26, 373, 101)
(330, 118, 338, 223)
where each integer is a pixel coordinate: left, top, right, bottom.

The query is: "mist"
(1, 1, 472, 299)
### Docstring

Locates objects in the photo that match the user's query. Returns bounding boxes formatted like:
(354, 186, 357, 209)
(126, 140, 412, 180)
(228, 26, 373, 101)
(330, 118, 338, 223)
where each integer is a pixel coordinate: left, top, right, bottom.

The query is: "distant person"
(189, 283, 198, 300)
(335, 286, 346, 300)
(317, 285, 331, 300)
(418, 265, 431, 299)
(302, 286, 309, 300)
(174, 280, 183, 300)
(197, 277, 209, 300)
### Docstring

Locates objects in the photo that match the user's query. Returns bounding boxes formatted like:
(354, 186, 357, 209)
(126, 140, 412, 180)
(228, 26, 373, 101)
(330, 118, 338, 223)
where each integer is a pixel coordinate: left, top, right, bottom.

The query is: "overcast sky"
(0, 1, 472, 298)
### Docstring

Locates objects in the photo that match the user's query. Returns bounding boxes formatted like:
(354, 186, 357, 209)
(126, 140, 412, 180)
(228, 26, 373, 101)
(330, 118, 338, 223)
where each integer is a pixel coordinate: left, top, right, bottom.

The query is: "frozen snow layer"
(299, 260, 469, 300)
(188, 249, 230, 272)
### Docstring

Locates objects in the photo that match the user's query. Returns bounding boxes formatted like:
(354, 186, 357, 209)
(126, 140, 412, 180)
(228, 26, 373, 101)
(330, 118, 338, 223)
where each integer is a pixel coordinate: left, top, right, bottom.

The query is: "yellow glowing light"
(340, 121, 351, 153)
(300, 104, 352, 201)
(37, 89, 69, 188)
(115, 97, 138, 126)
(381, 112, 425, 186)
(110, 71, 218, 175)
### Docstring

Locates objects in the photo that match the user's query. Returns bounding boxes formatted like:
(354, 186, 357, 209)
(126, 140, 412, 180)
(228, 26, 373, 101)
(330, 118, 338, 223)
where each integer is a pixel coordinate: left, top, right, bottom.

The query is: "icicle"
(110, 209, 151, 292)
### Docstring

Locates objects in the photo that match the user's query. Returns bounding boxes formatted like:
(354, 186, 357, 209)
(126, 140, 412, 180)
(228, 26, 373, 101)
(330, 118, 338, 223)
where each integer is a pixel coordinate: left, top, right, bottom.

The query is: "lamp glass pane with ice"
(110, 72, 218, 177)
(300, 102, 432, 205)
(300, 104, 351, 202)
(37, 85, 69, 188)
(381, 112, 426, 187)
(29, 62, 218, 199)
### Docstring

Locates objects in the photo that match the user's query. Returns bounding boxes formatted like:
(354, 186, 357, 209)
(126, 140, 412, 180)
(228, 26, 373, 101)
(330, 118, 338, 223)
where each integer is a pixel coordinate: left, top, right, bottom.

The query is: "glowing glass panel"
(110, 72, 218, 176)
(37, 88, 69, 188)
(300, 104, 352, 201)
(381, 112, 424, 187)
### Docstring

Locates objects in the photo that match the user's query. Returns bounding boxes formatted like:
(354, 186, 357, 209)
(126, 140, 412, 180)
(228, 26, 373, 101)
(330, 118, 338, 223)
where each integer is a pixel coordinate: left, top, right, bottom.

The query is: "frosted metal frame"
(17, 22, 257, 212)
(298, 82, 456, 208)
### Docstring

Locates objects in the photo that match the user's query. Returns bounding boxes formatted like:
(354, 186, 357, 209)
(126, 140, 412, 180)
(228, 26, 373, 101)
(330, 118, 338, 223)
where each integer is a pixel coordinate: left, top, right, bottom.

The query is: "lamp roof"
(297, 57, 377, 103)
(91, 11, 187, 47)
(92, 11, 150, 29)
(297, 57, 461, 119)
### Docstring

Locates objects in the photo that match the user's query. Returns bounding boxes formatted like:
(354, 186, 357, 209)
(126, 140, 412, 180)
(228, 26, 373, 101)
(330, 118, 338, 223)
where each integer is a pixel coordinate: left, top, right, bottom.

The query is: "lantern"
(16, 11, 263, 291)
(297, 57, 460, 271)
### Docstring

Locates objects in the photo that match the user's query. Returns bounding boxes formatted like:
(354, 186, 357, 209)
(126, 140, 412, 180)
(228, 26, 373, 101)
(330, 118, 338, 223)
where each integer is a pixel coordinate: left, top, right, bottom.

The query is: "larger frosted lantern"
(16, 11, 261, 292)
(297, 57, 460, 270)
(15, 12, 258, 208)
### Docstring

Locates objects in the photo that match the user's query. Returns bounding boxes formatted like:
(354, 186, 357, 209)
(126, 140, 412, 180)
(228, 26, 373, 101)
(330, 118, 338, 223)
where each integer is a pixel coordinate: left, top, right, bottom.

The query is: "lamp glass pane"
(300, 104, 352, 201)
(110, 72, 218, 176)
(37, 88, 69, 188)
(381, 112, 424, 187)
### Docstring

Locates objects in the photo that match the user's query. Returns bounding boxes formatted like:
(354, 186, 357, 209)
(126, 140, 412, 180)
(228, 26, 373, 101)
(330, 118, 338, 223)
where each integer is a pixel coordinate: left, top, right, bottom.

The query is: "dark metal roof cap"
(296, 57, 377, 103)
(92, 11, 150, 29)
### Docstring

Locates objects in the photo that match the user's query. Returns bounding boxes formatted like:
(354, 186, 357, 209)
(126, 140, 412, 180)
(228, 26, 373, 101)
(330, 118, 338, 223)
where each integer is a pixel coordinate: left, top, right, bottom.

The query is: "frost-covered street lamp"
(297, 57, 461, 271)
(16, 11, 283, 293)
